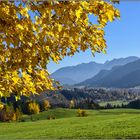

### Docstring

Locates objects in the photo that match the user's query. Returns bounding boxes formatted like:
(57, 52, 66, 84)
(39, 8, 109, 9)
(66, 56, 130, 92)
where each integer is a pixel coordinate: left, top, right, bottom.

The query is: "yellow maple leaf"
(16, 24, 24, 30)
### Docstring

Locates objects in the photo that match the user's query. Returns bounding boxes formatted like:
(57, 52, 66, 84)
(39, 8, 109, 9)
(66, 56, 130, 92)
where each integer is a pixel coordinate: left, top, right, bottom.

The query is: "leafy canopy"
(0, 0, 120, 97)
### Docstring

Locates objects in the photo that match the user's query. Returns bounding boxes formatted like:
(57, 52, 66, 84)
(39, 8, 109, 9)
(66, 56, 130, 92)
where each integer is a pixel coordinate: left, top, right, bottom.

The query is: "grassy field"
(99, 100, 128, 107)
(0, 108, 140, 139)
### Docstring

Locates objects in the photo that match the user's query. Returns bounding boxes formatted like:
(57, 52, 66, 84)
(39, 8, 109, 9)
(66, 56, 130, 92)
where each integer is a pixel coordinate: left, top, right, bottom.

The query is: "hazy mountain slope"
(51, 62, 103, 84)
(103, 56, 139, 70)
(110, 70, 140, 88)
(51, 56, 139, 85)
(78, 59, 140, 88)
(78, 69, 110, 86)
(76, 66, 120, 86)
(53, 77, 77, 85)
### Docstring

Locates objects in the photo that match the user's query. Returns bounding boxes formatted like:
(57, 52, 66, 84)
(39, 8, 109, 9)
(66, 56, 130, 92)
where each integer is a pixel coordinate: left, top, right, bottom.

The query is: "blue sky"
(48, 2, 140, 73)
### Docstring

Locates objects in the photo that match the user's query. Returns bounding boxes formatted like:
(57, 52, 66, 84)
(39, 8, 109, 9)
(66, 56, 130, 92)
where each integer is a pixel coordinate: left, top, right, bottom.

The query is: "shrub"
(0, 103, 4, 111)
(15, 108, 22, 121)
(20, 118, 26, 122)
(69, 100, 75, 109)
(77, 109, 88, 117)
(0, 110, 8, 122)
(26, 101, 40, 115)
(0, 105, 17, 122)
(47, 115, 56, 120)
(40, 100, 50, 111)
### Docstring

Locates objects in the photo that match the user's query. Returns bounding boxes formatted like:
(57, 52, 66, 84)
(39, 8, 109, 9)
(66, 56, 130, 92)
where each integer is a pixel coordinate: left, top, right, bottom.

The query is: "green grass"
(0, 108, 140, 139)
(22, 108, 77, 121)
(99, 100, 128, 107)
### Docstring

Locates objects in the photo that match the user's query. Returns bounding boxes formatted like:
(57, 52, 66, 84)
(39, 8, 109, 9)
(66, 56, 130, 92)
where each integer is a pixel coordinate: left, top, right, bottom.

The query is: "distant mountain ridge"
(51, 56, 139, 85)
(103, 56, 139, 70)
(51, 62, 103, 85)
(78, 59, 140, 88)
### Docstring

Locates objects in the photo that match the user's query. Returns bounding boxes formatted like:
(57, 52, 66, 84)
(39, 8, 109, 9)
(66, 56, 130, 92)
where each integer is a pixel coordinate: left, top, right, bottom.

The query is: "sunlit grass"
(99, 100, 128, 107)
(0, 108, 140, 139)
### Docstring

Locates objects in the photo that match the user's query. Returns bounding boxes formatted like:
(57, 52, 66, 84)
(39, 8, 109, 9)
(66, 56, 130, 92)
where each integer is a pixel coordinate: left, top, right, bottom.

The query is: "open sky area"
(48, 1, 140, 73)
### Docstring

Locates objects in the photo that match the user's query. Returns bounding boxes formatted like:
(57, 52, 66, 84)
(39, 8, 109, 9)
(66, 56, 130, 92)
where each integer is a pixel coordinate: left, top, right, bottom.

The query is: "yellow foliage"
(0, 1, 120, 97)
(41, 100, 51, 111)
(0, 103, 4, 110)
(11, 113, 17, 121)
(0, 106, 18, 122)
(77, 109, 88, 117)
(69, 100, 75, 109)
(27, 101, 40, 115)
(16, 24, 24, 30)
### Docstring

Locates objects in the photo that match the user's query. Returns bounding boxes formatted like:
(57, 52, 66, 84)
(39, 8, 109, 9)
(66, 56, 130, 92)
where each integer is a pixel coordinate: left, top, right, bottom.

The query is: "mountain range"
(51, 56, 139, 86)
(78, 59, 140, 88)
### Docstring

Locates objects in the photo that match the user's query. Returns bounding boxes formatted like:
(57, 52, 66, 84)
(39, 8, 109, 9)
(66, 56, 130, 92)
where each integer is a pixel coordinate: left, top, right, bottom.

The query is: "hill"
(51, 56, 139, 85)
(78, 59, 140, 88)
(102, 56, 139, 70)
(51, 62, 103, 85)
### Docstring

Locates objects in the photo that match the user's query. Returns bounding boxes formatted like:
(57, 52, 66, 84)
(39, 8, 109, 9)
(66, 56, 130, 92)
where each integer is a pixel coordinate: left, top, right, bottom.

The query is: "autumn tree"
(0, 0, 120, 97)
(40, 100, 51, 111)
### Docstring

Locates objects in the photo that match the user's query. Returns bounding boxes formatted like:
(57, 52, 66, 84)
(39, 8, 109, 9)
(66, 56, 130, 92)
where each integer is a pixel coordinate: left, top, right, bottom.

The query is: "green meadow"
(99, 100, 128, 107)
(0, 108, 140, 139)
